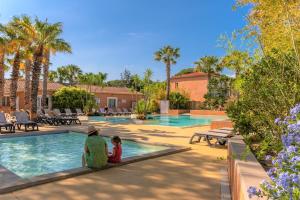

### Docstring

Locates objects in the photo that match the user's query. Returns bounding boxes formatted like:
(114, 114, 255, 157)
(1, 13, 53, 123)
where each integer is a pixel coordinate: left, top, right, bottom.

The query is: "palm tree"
(194, 56, 221, 81)
(23, 52, 33, 109)
(53, 65, 82, 85)
(41, 30, 71, 109)
(79, 72, 107, 112)
(64, 65, 82, 86)
(56, 66, 68, 84)
(12, 16, 36, 110)
(5, 16, 31, 111)
(79, 72, 107, 92)
(48, 70, 58, 82)
(29, 19, 65, 118)
(154, 45, 180, 100)
(0, 25, 9, 106)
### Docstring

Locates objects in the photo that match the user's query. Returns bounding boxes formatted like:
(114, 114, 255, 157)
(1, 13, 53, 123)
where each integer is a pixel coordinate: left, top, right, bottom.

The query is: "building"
(77, 85, 143, 110)
(0, 80, 143, 112)
(170, 72, 210, 102)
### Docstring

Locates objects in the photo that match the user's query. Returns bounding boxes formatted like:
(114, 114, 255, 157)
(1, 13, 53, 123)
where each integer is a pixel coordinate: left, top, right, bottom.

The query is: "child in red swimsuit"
(108, 136, 122, 163)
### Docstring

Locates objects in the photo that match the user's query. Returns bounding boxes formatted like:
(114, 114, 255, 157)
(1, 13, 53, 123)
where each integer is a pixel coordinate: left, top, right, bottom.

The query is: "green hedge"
(169, 92, 190, 109)
(52, 86, 96, 110)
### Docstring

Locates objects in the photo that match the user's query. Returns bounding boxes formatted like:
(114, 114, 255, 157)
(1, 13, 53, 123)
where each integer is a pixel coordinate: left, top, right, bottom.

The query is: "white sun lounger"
(76, 108, 85, 116)
(65, 108, 77, 116)
(190, 129, 234, 146)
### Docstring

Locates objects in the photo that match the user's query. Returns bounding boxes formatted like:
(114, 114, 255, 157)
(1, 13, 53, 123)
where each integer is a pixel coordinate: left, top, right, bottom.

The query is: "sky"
(0, 0, 250, 81)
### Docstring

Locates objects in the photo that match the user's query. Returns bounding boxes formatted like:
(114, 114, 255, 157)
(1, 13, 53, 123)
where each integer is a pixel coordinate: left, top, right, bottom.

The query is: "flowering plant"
(248, 104, 300, 200)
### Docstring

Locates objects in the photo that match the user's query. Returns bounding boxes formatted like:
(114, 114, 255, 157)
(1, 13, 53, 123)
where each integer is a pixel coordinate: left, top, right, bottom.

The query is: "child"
(108, 136, 122, 163)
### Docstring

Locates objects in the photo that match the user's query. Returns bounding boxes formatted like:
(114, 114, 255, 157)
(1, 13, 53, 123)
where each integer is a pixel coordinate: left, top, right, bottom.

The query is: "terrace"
(1, 122, 229, 200)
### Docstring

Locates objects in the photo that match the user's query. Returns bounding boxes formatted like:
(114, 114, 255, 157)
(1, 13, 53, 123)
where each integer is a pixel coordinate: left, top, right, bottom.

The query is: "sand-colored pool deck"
(1, 122, 228, 200)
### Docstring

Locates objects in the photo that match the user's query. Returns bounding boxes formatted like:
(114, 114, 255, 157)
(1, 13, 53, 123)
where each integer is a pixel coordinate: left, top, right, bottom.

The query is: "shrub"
(204, 75, 231, 110)
(52, 86, 96, 111)
(134, 99, 148, 120)
(227, 52, 300, 158)
(169, 92, 190, 109)
(248, 104, 300, 200)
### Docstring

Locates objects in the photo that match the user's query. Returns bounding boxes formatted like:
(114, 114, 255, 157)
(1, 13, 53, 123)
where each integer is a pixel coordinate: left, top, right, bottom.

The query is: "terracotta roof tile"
(77, 85, 143, 95)
(3, 79, 64, 95)
(3, 80, 142, 96)
(171, 72, 208, 79)
(171, 72, 220, 80)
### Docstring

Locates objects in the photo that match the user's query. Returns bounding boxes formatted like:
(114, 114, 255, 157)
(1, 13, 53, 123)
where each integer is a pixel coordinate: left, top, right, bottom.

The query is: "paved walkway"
(1, 122, 227, 200)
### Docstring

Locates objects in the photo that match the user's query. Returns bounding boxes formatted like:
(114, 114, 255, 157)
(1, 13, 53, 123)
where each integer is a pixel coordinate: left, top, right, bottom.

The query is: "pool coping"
(0, 130, 191, 194)
(89, 119, 212, 128)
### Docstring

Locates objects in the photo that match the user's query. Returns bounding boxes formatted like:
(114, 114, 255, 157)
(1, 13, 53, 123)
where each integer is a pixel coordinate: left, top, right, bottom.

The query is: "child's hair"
(111, 136, 122, 144)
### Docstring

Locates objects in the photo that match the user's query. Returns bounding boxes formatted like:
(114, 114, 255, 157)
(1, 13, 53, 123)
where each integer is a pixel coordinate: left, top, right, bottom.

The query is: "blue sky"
(0, 0, 250, 80)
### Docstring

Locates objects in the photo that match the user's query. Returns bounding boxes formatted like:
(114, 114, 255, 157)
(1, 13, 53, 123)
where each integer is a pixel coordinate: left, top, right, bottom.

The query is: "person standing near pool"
(83, 125, 108, 168)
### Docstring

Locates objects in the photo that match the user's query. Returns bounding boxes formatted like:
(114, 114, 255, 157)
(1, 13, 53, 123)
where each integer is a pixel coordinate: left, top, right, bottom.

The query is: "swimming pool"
(89, 115, 215, 127)
(0, 132, 167, 178)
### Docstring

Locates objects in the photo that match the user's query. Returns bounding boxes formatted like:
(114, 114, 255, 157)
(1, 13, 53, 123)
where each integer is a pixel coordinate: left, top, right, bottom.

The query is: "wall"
(228, 136, 268, 200)
(190, 110, 226, 115)
(168, 109, 190, 115)
(93, 93, 143, 109)
(211, 120, 233, 129)
(170, 76, 208, 102)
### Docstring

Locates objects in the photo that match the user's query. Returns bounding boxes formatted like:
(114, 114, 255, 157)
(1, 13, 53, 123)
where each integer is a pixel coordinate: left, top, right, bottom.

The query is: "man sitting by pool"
(82, 125, 108, 168)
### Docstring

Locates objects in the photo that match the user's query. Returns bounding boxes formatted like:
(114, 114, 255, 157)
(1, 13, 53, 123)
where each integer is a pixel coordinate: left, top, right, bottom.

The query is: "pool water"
(89, 115, 213, 127)
(146, 115, 212, 127)
(89, 116, 131, 123)
(0, 132, 167, 178)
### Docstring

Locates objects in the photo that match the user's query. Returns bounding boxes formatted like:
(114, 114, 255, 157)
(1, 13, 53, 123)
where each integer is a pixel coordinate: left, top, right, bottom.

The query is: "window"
(37, 96, 50, 110)
(175, 82, 179, 89)
(107, 97, 117, 108)
(1, 97, 10, 106)
(95, 97, 100, 104)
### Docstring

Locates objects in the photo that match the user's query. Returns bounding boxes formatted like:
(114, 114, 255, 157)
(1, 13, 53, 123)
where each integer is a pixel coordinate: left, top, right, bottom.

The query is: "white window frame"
(2, 96, 10, 107)
(37, 96, 42, 111)
(107, 97, 118, 108)
(95, 97, 101, 104)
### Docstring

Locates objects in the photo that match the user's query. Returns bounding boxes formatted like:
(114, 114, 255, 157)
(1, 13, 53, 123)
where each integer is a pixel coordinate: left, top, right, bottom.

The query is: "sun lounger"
(37, 110, 58, 125)
(64, 108, 77, 116)
(44, 110, 65, 126)
(108, 108, 117, 115)
(122, 108, 131, 115)
(99, 108, 107, 115)
(76, 108, 85, 116)
(53, 108, 65, 116)
(209, 129, 234, 134)
(0, 112, 15, 133)
(219, 127, 234, 131)
(189, 129, 234, 146)
(116, 108, 125, 115)
(14, 111, 39, 132)
(51, 111, 81, 125)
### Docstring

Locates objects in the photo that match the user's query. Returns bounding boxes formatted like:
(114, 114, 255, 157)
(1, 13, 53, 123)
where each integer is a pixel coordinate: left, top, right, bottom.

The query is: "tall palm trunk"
(24, 59, 32, 109)
(0, 50, 5, 106)
(42, 50, 50, 109)
(166, 62, 171, 100)
(31, 45, 44, 119)
(10, 50, 21, 111)
(208, 72, 211, 82)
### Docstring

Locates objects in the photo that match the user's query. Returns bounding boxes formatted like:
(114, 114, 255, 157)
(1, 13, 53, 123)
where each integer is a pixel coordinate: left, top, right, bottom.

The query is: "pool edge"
(0, 145, 191, 194)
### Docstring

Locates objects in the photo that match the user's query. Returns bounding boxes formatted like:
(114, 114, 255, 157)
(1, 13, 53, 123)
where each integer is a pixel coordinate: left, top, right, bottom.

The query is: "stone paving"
(0, 122, 227, 200)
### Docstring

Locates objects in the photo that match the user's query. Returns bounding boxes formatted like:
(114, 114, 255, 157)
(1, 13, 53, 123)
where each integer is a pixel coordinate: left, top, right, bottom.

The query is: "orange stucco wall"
(170, 76, 208, 102)
(93, 93, 143, 109)
(210, 120, 233, 129)
(0, 91, 143, 112)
